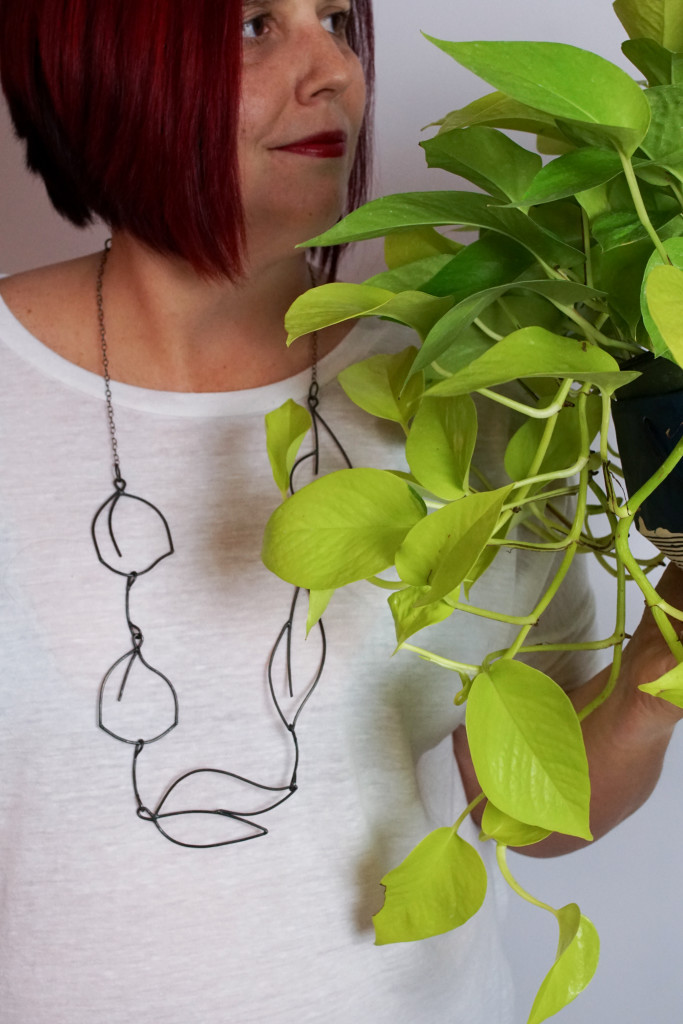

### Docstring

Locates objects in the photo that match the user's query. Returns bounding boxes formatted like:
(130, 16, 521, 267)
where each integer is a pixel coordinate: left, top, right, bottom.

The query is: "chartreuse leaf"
(425, 37, 651, 157)
(481, 802, 551, 847)
(421, 234, 533, 303)
(384, 226, 463, 269)
(645, 264, 683, 367)
(622, 38, 677, 87)
(262, 468, 426, 590)
(614, 0, 683, 51)
(436, 91, 568, 145)
(639, 659, 683, 707)
(592, 236, 654, 334)
(285, 282, 452, 345)
(413, 282, 603, 375)
(516, 148, 624, 208)
(406, 395, 477, 500)
(640, 236, 683, 359)
(642, 85, 683, 158)
(639, 86, 683, 185)
(421, 125, 542, 202)
(527, 904, 600, 1024)
(373, 828, 487, 944)
(265, 399, 312, 498)
(425, 327, 623, 399)
(366, 255, 455, 293)
(591, 205, 679, 251)
(301, 192, 583, 269)
(504, 396, 603, 481)
(338, 347, 423, 428)
(306, 590, 333, 636)
(388, 586, 454, 647)
(396, 487, 512, 606)
(466, 660, 592, 838)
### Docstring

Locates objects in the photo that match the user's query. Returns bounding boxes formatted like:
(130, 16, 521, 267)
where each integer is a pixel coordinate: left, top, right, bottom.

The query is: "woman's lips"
(275, 132, 347, 158)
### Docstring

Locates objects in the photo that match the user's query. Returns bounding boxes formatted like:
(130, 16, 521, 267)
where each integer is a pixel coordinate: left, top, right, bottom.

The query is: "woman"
(1, 2, 682, 1022)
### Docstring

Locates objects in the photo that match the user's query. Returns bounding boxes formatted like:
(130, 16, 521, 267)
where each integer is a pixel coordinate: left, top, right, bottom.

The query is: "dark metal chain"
(96, 239, 121, 484)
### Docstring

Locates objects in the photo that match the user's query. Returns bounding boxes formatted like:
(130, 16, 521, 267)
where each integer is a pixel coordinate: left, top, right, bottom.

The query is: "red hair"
(0, 0, 374, 279)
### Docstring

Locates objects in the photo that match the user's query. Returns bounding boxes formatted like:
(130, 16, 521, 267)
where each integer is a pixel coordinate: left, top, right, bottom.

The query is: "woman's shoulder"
(0, 254, 100, 368)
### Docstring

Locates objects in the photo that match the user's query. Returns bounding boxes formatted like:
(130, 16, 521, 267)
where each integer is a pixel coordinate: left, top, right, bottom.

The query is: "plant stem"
(495, 844, 558, 917)
(400, 644, 479, 674)
(581, 207, 594, 289)
(477, 381, 572, 420)
(445, 600, 539, 627)
(558, 304, 640, 353)
(670, 179, 683, 212)
(503, 464, 590, 661)
(473, 318, 504, 342)
(619, 151, 671, 264)
(618, 433, 683, 519)
(452, 792, 486, 836)
(600, 391, 611, 463)
(578, 554, 627, 721)
(615, 515, 683, 659)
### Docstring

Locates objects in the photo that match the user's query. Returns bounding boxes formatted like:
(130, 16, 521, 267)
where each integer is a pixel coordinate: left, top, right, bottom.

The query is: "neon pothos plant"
(262, 1, 683, 1020)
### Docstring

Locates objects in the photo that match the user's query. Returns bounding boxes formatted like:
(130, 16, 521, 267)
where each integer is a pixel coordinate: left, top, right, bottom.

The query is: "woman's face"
(238, 0, 367, 262)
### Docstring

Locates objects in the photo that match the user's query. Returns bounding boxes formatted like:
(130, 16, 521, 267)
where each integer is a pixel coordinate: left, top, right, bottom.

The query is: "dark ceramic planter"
(612, 355, 683, 569)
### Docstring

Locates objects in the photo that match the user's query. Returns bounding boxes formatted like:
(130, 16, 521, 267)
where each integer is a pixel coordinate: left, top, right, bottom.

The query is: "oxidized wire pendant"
(92, 242, 351, 848)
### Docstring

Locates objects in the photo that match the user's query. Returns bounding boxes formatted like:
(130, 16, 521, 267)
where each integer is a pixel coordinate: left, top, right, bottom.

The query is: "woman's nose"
(294, 24, 357, 102)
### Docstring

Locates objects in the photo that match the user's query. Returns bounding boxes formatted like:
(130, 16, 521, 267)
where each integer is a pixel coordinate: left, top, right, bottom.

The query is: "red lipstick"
(276, 131, 347, 158)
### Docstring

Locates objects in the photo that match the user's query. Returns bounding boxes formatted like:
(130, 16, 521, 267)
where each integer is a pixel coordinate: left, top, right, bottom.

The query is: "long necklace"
(92, 240, 351, 848)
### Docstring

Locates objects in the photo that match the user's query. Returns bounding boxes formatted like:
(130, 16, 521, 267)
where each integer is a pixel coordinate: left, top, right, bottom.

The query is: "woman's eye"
(321, 11, 351, 37)
(242, 15, 268, 41)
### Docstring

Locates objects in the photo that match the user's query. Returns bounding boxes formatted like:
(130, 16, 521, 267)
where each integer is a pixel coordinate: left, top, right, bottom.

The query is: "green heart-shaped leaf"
(425, 37, 650, 156)
(421, 125, 542, 202)
(527, 904, 600, 1024)
(366, 255, 455, 294)
(614, 0, 683, 52)
(414, 282, 604, 375)
(466, 660, 592, 838)
(388, 586, 454, 647)
(504, 396, 602, 481)
(384, 226, 464, 269)
(421, 234, 533, 303)
(285, 282, 452, 344)
(424, 327, 620, 398)
(640, 85, 683, 176)
(338, 346, 423, 428)
(396, 487, 512, 605)
(640, 236, 683, 360)
(639, 657, 683, 707)
(516, 148, 624, 207)
(645, 262, 683, 367)
(623, 37, 679, 87)
(480, 802, 551, 847)
(406, 395, 477, 500)
(306, 589, 333, 636)
(437, 90, 567, 143)
(262, 468, 426, 590)
(265, 399, 312, 498)
(301, 192, 583, 269)
(373, 829, 487, 944)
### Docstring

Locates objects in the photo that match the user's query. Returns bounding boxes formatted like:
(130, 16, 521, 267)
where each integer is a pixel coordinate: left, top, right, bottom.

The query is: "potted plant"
(262, 1, 683, 1019)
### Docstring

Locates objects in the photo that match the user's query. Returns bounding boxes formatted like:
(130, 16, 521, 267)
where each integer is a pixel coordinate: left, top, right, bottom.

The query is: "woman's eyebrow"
(242, 0, 279, 10)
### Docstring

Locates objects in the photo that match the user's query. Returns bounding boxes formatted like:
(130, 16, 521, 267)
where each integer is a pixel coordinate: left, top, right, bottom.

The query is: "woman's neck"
(0, 232, 346, 392)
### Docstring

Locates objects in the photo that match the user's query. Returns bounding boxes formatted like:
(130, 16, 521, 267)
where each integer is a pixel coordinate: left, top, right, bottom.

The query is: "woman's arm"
(453, 564, 683, 858)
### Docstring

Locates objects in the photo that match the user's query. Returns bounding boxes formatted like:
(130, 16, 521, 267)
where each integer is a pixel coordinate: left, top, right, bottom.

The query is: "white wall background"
(1, 2, 682, 1021)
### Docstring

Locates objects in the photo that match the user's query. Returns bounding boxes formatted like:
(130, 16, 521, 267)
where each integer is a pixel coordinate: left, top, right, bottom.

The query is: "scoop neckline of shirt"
(0, 281, 380, 418)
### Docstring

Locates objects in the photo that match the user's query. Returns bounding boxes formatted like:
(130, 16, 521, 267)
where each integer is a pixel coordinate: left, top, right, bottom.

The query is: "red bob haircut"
(0, 0, 375, 279)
